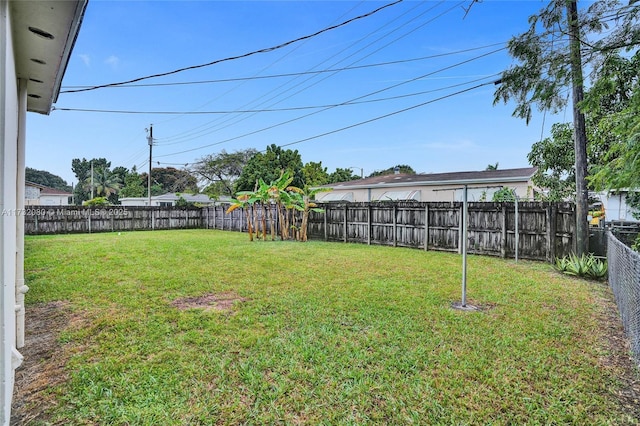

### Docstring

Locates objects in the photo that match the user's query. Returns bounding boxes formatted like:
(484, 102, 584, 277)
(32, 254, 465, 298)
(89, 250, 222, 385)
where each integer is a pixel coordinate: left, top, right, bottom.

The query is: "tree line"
(26, 145, 418, 206)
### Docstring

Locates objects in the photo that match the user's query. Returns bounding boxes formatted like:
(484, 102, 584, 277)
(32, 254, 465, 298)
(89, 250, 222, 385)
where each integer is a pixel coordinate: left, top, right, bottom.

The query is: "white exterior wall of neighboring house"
(38, 194, 70, 206)
(318, 169, 536, 203)
(25, 183, 71, 205)
(24, 184, 40, 202)
(120, 193, 215, 207)
(593, 191, 640, 222)
(364, 182, 532, 202)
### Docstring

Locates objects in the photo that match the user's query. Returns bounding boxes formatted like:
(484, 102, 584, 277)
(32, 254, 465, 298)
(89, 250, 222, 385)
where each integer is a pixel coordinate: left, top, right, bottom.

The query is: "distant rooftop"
(323, 167, 538, 188)
(25, 181, 72, 195)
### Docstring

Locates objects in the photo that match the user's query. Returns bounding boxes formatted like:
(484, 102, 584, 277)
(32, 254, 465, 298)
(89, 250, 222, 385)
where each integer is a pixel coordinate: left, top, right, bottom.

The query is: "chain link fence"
(607, 231, 640, 364)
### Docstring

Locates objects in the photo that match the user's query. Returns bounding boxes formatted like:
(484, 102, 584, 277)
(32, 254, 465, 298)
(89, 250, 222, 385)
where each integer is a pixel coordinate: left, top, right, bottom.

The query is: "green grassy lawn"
(22, 230, 635, 424)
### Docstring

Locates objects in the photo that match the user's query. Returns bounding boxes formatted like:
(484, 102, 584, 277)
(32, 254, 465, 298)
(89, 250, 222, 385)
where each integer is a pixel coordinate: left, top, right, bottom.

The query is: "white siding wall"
(339, 182, 533, 203)
(0, 0, 21, 421)
(40, 195, 69, 205)
(24, 185, 39, 201)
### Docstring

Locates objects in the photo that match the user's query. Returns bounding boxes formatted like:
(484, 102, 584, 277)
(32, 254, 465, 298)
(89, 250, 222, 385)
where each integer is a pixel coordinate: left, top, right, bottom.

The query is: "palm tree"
(485, 162, 499, 171)
(85, 167, 121, 199)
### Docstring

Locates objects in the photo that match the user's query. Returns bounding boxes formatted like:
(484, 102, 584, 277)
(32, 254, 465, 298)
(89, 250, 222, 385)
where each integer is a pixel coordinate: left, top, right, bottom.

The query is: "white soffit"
(10, 0, 87, 114)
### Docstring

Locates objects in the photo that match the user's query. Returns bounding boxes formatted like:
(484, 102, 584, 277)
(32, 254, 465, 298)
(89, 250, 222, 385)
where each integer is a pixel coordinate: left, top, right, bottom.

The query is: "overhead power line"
(277, 80, 499, 149)
(53, 73, 501, 115)
(156, 74, 500, 159)
(153, 0, 452, 144)
(60, 0, 404, 94)
(175, 79, 499, 168)
(151, 46, 505, 152)
(60, 42, 504, 90)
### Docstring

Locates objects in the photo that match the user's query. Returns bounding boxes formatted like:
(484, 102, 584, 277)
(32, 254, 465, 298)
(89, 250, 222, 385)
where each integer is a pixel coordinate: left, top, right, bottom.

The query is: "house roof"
(10, 0, 87, 114)
(323, 167, 538, 190)
(25, 181, 71, 195)
(154, 193, 213, 203)
(40, 187, 72, 196)
(119, 193, 215, 203)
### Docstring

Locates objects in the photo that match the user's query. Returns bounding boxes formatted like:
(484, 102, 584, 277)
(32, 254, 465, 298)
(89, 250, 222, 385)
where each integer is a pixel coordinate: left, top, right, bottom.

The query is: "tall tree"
(584, 51, 640, 191)
(327, 168, 360, 184)
(120, 167, 146, 198)
(528, 123, 576, 201)
(140, 167, 199, 194)
(25, 167, 70, 191)
(485, 163, 499, 171)
(493, 0, 640, 255)
(301, 161, 329, 187)
(235, 144, 304, 191)
(368, 164, 416, 177)
(86, 167, 122, 204)
(71, 158, 110, 205)
(191, 148, 256, 198)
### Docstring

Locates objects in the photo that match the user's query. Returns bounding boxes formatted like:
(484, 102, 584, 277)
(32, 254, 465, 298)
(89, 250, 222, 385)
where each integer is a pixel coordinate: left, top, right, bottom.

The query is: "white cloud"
(78, 54, 90, 67)
(104, 55, 120, 69)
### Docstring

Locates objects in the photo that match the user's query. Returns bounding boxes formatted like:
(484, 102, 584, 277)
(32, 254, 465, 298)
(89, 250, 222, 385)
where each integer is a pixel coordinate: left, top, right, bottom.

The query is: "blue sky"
(27, 0, 572, 186)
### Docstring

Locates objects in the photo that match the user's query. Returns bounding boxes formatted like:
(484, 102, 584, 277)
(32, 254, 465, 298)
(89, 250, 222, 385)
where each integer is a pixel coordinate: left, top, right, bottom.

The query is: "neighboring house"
(120, 193, 218, 207)
(592, 190, 640, 222)
(1, 0, 86, 421)
(25, 181, 71, 205)
(317, 167, 538, 203)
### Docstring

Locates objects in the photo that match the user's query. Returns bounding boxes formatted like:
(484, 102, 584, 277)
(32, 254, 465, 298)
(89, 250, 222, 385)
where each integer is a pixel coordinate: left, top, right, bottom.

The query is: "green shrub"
(554, 253, 607, 280)
(82, 197, 109, 206)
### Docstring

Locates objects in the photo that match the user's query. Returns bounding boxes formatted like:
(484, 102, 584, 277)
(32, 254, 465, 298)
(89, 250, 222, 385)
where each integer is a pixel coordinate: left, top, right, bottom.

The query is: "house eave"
(10, 0, 88, 115)
(327, 175, 534, 191)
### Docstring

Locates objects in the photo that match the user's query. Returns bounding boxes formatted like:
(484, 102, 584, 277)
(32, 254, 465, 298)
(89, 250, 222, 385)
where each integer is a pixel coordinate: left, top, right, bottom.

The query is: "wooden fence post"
(393, 204, 398, 247)
(324, 205, 328, 241)
(424, 204, 429, 251)
(343, 204, 348, 243)
(548, 203, 557, 261)
(367, 204, 372, 245)
(501, 204, 507, 258)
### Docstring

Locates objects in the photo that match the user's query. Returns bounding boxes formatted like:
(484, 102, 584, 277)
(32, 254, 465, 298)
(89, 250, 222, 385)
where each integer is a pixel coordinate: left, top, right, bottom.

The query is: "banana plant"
(226, 191, 257, 241)
(253, 179, 271, 241)
(287, 185, 331, 242)
(269, 171, 295, 240)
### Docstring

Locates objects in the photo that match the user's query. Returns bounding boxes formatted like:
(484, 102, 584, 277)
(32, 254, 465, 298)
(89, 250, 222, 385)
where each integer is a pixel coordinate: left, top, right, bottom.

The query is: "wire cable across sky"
(60, 0, 404, 94)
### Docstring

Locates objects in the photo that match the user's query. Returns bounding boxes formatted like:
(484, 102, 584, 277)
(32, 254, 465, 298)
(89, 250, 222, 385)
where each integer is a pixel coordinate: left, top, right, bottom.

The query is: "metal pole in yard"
(462, 184, 468, 307)
(147, 125, 153, 208)
(515, 195, 519, 263)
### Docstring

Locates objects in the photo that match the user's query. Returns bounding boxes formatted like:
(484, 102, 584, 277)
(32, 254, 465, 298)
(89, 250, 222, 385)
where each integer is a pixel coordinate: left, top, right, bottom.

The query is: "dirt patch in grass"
(9, 288, 640, 423)
(11, 301, 72, 425)
(450, 299, 497, 312)
(171, 292, 247, 313)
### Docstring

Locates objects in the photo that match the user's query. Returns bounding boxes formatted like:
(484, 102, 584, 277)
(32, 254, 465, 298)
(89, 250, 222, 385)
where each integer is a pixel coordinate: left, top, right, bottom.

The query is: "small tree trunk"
(268, 204, 275, 241)
(251, 207, 260, 239)
(301, 208, 309, 242)
(245, 207, 254, 241)
(277, 203, 286, 240)
(261, 203, 267, 241)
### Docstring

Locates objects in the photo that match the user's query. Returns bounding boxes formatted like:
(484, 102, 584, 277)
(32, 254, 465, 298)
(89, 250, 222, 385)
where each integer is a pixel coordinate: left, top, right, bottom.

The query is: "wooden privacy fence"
(206, 201, 576, 262)
(23, 206, 202, 234)
(24, 202, 575, 262)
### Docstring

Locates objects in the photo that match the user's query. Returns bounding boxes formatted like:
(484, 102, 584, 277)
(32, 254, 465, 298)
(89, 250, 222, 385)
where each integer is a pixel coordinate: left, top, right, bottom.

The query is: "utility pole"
(147, 125, 153, 207)
(90, 160, 94, 200)
(567, 0, 589, 256)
